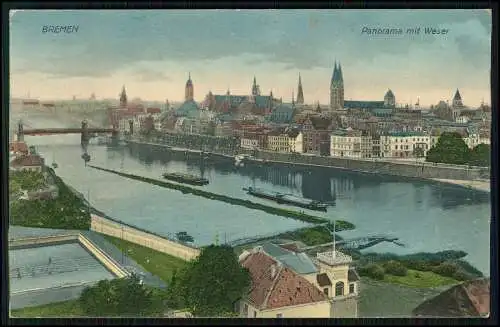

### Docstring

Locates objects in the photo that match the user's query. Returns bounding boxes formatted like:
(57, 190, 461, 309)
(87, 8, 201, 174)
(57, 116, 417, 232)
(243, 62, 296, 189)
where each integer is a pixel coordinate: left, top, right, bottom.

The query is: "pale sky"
(10, 9, 492, 106)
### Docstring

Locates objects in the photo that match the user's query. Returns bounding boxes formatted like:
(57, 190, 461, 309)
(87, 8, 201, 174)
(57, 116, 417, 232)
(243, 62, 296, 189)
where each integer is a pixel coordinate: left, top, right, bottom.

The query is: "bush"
(431, 262, 458, 277)
(383, 260, 408, 276)
(452, 270, 471, 281)
(359, 264, 385, 280)
(402, 259, 441, 272)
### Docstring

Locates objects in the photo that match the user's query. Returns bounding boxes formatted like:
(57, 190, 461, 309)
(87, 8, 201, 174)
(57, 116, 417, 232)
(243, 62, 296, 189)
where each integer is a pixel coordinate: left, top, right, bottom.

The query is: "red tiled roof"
(240, 251, 327, 310)
(11, 155, 45, 167)
(10, 141, 28, 154)
(413, 278, 490, 317)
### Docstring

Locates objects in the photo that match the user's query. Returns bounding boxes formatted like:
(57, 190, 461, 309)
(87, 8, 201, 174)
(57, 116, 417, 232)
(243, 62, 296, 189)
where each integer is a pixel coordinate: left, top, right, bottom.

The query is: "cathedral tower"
(251, 76, 261, 96)
(296, 73, 304, 104)
(330, 61, 344, 110)
(185, 73, 194, 102)
(120, 85, 128, 108)
(452, 89, 463, 108)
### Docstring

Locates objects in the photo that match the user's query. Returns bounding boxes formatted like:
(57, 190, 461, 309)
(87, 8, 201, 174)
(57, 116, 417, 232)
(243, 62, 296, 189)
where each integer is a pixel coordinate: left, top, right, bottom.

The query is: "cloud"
(130, 67, 171, 82)
(9, 10, 491, 78)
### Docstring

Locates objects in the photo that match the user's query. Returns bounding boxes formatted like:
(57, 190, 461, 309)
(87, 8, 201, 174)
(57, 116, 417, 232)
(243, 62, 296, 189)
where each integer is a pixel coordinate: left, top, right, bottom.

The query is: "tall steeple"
(452, 88, 463, 108)
(119, 85, 127, 108)
(292, 91, 295, 106)
(296, 73, 304, 105)
(185, 73, 194, 102)
(251, 76, 260, 96)
(330, 60, 344, 110)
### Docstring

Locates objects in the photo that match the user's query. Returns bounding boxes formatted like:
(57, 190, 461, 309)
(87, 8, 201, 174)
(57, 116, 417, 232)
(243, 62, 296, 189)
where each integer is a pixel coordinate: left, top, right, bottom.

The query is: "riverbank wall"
(126, 138, 489, 181)
(90, 214, 200, 261)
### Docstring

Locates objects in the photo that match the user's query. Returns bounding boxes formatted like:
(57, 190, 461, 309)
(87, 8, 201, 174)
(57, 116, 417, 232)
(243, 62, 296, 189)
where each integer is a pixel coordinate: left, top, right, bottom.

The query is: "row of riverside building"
(106, 63, 490, 159)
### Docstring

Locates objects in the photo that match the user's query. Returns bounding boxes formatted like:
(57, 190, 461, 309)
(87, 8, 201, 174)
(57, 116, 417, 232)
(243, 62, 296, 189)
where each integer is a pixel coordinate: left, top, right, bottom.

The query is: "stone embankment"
(126, 137, 490, 183)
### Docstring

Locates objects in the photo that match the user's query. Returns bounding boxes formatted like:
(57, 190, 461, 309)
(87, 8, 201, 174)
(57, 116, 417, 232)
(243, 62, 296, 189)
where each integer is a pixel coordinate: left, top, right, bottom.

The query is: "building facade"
(330, 128, 372, 158)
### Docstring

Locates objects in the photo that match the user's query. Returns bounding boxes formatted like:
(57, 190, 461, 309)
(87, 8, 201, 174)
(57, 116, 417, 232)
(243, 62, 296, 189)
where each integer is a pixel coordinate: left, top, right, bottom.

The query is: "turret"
(185, 73, 194, 102)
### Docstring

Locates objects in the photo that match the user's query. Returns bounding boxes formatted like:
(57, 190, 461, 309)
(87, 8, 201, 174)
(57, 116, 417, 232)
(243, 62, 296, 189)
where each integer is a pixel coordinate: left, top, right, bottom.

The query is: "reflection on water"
(125, 144, 490, 211)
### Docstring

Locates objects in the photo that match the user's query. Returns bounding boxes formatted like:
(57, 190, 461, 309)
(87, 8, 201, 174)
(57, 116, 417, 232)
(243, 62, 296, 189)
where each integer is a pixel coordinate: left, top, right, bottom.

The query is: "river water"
(11, 113, 491, 275)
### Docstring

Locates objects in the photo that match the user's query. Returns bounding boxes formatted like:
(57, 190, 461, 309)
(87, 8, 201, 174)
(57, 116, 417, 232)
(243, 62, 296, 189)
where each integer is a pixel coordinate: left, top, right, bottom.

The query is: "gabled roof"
(11, 155, 45, 167)
(453, 89, 462, 101)
(413, 278, 490, 317)
(240, 251, 327, 310)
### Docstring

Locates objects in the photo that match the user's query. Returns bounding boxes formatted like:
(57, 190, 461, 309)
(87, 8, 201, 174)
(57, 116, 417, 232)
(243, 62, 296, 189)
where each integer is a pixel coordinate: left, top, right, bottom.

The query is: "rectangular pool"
(9, 242, 116, 294)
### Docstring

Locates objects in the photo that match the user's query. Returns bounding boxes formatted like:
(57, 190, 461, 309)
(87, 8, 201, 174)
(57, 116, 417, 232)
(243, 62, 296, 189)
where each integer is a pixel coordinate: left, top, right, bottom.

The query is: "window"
(349, 283, 355, 294)
(323, 288, 329, 296)
(276, 313, 283, 318)
(335, 281, 344, 297)
(243, 304, 249, 317)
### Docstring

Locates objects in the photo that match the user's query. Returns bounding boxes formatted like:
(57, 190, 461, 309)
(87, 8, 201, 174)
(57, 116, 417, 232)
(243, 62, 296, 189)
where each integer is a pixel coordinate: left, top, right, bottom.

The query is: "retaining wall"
(253, 150, 490, 181)
(90, 214, 200, 261)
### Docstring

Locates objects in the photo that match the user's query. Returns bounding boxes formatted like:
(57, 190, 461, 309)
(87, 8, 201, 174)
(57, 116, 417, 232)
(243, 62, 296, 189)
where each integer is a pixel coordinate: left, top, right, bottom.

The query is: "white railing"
(317, 251, 352, 266)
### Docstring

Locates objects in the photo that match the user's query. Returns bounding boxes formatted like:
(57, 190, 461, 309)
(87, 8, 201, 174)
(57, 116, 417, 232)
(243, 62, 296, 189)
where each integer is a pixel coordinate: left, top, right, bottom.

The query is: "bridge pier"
(81, 120, 89, 145)
(17, 121, 24, 142)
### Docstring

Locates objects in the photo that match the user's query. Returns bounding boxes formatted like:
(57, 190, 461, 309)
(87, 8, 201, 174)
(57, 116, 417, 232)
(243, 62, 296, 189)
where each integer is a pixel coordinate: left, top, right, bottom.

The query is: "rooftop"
(261, 243, 318, 275)
(11, 154, 45, 167)
(240, 251, 327, 310)
(316, 250, 352, 266)
(413, 278, 490, 317)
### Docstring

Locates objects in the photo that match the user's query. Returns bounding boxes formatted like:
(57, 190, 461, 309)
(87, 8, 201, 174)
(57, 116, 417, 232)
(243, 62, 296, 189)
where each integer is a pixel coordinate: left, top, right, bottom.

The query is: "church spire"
(120, 85, 127, 108)
(296, 73, 304, 104)
(251, 76, 260, 96)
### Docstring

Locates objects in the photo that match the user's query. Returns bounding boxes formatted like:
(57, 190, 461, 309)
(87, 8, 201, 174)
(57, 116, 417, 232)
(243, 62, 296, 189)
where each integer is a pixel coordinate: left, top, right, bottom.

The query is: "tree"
(79, 275, 164, 317)
(469, 144, 490, 167)
(413, 147, 425, 159)
(426, 132, 470, 165)
(167, 245, 251, 317)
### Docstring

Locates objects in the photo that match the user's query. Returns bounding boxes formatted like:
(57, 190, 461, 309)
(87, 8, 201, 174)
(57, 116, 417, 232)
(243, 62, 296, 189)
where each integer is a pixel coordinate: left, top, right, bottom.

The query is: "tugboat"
(162, 172, 209, 186)
(51, 152, 58, 169)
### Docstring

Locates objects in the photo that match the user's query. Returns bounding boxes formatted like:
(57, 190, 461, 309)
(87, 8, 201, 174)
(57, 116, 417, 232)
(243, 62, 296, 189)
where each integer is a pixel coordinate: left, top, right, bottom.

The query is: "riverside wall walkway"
(90, 214, 200, 261)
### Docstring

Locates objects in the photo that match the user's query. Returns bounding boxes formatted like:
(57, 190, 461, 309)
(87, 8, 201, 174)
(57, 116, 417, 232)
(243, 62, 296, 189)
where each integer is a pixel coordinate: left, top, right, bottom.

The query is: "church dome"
(385, 89, 394, 98)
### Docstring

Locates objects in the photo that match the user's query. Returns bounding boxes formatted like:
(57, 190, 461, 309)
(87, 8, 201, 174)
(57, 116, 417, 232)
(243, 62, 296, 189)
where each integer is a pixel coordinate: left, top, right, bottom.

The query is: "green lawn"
(11, 300, 84, 318)
(384, 269, 460, 288)
(102, 235, 188, 283)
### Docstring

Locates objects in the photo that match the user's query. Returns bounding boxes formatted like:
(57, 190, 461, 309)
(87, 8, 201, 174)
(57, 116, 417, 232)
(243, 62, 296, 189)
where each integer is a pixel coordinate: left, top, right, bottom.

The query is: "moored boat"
(244, 186, 328, 212)
(162, 172, 209, 186)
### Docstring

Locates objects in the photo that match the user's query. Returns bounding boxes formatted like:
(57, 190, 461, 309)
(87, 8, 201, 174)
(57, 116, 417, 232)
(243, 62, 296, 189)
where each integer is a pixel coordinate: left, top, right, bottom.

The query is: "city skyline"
(10, 9, 492, 106)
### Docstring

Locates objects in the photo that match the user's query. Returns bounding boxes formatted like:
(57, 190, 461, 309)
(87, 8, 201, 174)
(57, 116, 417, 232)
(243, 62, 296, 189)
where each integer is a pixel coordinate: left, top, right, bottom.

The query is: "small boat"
(162, 172, 209, 186)
(81, 153, 91, 162)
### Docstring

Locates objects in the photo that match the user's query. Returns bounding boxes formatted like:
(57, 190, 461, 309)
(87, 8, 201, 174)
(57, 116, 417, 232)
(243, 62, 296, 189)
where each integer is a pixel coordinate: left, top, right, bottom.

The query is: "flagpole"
(332, 220, 336, 258)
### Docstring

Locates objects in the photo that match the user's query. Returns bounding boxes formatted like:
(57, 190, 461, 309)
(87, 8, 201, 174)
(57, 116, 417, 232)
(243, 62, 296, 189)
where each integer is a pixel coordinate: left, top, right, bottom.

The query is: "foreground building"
(266, 128, 303, 153)
(330, 128, 372, 158)
(238, 243, 359, 318)
(238, 249, 331, 318)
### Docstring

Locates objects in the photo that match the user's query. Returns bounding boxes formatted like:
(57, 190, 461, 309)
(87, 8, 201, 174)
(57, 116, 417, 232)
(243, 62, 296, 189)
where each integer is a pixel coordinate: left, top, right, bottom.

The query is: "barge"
(243, 186, 328, 212)
(162, 172, 209, 186)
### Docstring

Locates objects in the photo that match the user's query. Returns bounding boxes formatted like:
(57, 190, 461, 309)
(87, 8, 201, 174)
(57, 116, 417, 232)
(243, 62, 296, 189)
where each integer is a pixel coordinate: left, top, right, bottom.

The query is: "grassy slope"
(384, 269, 459, 288)
(102, 234, 188, 283)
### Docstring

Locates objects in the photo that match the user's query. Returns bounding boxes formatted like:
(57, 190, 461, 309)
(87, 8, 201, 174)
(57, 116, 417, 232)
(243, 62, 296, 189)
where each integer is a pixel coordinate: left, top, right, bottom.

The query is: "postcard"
(8, 9, 491, 319)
